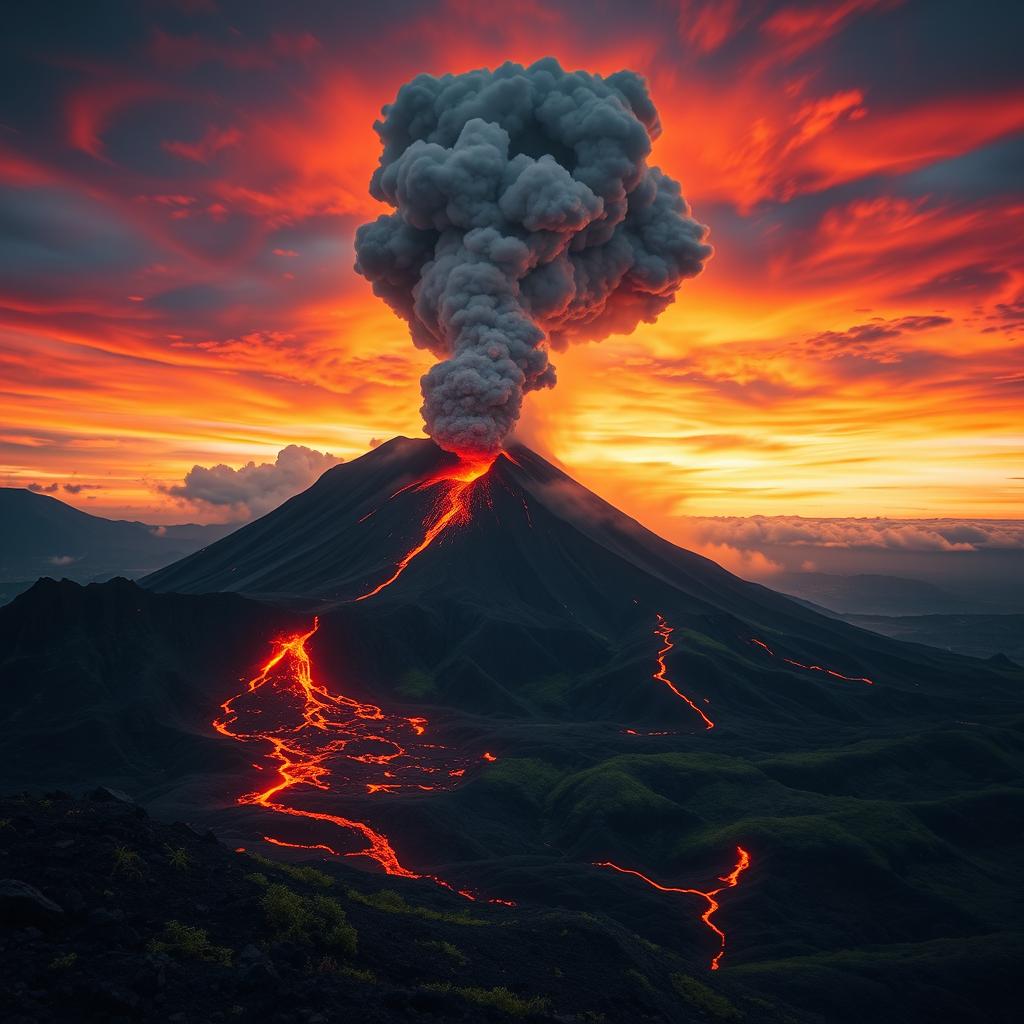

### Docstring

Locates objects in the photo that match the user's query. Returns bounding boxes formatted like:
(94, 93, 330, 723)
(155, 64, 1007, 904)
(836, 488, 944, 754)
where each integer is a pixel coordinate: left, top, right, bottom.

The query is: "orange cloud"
(0, 2, 1020, 530)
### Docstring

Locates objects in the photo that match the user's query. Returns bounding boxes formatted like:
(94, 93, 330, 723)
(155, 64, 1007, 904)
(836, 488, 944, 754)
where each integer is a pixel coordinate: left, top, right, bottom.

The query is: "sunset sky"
(1, 1, 1022, 544)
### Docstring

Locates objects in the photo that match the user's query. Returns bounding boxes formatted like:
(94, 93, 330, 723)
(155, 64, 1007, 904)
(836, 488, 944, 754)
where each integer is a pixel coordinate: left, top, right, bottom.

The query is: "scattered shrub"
(423, 983, 550, 1017)
(418, 938, 468, 967)
(346, 887, 483, 926)
(111, 845, 144, 879)
(48, 952, 78, 970)
(248, 852, 333, 888)
(260, 883, 357, 954)
(148, 921, 232, 966)
(341, 964, 377, 983)
(164, 845, 190, 871)
(671, 973, 742, 1021)
(627, 969, 655, 992)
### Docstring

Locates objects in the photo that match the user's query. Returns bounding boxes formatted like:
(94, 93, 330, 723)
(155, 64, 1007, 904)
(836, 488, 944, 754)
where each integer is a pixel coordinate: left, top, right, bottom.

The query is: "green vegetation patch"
(520, 672, 574, 712)
(479, 757, 563, 808)
(417, 938, 468, 966)
(111, 845, 144, 879)
(423, 982, 550, 1016)
(346, 887, 484, 926)
(247, 851, 333, 888)
(397, 668, 437, 698)
(148, 921, 232, 966)
(671, 973, 742, 1021)
(260, 883, 357, 954)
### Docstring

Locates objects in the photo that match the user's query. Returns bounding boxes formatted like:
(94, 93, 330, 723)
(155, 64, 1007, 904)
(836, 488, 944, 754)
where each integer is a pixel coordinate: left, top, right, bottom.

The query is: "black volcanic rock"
(0, 879, 64, 925)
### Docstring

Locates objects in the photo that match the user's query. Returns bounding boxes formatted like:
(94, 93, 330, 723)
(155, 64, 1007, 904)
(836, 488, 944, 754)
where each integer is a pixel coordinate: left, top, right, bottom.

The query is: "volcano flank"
(2, 438, 1022, 1023)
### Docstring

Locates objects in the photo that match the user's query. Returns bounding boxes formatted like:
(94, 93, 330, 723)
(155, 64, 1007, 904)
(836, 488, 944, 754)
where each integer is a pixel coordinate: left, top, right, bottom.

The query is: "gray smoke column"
(354, 58, 712, 457)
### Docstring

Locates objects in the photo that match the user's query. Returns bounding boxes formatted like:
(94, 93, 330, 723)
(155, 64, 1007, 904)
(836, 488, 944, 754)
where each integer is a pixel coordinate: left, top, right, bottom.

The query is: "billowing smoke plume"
(354, 58, 712, 457)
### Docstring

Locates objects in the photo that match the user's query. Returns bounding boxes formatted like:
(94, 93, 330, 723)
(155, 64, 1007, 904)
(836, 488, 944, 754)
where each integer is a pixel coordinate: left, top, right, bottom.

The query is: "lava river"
(214, 618, 508, 902)
(749, 637, 875, 685)
(596, 847, 751, 970)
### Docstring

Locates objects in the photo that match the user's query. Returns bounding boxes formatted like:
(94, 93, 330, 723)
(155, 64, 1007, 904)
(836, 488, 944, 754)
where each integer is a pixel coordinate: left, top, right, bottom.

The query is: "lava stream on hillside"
(595, 846, 751, 970)
(749, 637, 875, 685)
(214, 618, 509, 903)
(355, 452, 516, 601)
(652, 613, 714, 730)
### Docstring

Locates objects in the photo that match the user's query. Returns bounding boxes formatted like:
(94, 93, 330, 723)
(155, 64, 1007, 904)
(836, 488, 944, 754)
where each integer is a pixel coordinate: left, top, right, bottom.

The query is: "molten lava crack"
(595, 846, 751, 970)
(651, 614, 715, 730)
(749, 637, 874, 685)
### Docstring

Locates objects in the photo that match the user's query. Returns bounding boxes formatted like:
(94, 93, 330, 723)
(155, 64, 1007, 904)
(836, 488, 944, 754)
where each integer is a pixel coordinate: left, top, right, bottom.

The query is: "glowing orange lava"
(749, 637, 874, 685)
(355, 453, 500, 601)
(652, 614, 715, 729)
(214, 618, 509, 901)
(595, 846, 751, 970)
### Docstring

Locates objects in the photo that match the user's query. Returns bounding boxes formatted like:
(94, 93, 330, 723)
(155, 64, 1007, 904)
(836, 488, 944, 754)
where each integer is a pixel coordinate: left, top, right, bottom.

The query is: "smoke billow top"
(355, 58, 712, 457)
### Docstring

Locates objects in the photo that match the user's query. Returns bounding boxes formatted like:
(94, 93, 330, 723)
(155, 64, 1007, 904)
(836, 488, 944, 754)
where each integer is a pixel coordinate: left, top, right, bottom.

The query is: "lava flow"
(214, 618, 503, 899)
(355, 453, 502, 601)
(595, 846, 751, 970)
(652, 614, 714, 729)
(749, 637, 874, 685)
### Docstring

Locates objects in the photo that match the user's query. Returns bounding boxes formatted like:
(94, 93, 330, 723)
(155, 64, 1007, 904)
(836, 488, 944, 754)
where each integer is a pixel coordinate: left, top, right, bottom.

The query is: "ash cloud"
(355, 58, 712, 457)
(163, 444, 341, 519)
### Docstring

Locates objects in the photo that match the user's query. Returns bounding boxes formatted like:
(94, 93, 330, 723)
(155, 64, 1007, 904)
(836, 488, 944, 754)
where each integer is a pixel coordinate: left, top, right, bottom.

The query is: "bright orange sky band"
(0, 1, 1021, 531)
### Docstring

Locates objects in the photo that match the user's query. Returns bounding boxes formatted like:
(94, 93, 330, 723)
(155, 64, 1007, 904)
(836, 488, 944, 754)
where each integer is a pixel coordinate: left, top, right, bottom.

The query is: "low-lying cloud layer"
(163, 444, 341, 520)
(685, 516, 1024, 553)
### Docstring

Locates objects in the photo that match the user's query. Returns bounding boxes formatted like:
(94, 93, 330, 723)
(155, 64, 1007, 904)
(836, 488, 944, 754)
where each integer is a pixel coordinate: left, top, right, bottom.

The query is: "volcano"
(143, 436, 823, 625)
(2, 438, 1023, 1023)
(141, 437, 1017, 728)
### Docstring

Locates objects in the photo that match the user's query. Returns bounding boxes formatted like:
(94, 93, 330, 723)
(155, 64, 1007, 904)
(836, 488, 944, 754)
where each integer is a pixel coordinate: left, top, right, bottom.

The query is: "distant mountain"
(773, 571, 992, 616)
(0, 488, 235, 599)
(846, 613, 1024, 664)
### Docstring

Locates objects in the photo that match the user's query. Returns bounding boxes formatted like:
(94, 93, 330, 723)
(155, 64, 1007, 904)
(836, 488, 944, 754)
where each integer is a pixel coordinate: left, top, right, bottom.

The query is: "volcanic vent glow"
(355, 452, 511, 600)
(596, 846, 751, 970)
(214, 618, 507, 901)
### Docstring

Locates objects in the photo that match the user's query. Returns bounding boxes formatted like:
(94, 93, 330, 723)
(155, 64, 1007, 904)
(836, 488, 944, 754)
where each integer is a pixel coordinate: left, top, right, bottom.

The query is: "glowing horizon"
(1, 3, 1021, 529)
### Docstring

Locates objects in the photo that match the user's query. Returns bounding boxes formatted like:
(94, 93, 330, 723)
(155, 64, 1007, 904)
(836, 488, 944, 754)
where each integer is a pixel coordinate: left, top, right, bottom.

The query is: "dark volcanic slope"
(142, 437, 814, 626)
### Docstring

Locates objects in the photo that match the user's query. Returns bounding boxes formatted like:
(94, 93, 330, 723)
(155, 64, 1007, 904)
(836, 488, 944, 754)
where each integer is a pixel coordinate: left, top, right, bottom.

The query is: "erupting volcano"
(355, 452, 505, 600)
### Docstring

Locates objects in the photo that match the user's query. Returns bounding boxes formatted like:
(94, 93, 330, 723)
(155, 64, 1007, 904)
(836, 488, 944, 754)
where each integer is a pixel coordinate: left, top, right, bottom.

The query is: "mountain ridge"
(0, 486, 234, 590)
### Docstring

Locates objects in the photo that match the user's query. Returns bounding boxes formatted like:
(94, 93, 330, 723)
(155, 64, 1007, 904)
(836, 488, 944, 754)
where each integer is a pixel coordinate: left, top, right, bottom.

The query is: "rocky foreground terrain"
(0, 789, 756, 1024)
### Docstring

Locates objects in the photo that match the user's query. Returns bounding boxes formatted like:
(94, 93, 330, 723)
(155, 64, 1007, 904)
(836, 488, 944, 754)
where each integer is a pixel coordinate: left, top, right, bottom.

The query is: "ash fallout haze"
(0, 4, 1023, 1024)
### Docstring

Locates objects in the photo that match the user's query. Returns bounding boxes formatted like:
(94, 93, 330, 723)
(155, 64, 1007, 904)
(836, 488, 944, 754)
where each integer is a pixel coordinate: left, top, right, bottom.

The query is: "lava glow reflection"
(214, 618, 505, 900)
(595, 846, 751, 970)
